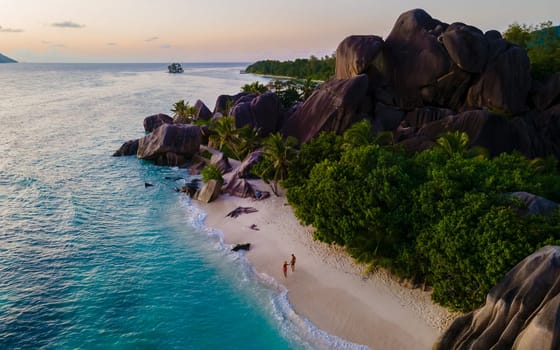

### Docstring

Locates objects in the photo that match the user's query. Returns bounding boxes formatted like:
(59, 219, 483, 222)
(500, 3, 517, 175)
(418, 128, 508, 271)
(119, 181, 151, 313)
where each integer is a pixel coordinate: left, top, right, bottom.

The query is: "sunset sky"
(1, 0, 559, 63)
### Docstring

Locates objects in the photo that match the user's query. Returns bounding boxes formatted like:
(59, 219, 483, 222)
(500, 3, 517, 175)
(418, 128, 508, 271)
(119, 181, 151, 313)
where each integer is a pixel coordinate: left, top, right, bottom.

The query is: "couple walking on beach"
(283, 254, 296, 278)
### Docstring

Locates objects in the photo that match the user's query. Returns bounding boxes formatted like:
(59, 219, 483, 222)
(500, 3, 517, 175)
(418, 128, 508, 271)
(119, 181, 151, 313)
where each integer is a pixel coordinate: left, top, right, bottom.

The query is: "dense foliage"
(245, 55, 335, 81)
(503, 21, 560, 78)
(284, 122, 560, 311)
(201, 163, 224, 185)
(240, 79, 320, 109)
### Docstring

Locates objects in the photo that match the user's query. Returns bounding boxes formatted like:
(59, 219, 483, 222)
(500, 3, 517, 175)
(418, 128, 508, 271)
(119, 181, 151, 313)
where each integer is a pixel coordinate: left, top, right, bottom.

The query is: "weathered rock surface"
(236, 150, 263, 178)
(213, 92, 252, 115)
(435, 246, 560, 350)
(195, 179, 221, 203)
(509, 191, 559, 216)
(112, 139, 139, 156)
(383, 9, 451, 108)
(282, 74, 369, 143)
(335, 35, 384, 80)
(143, 113, 173, 133)
(230, 92, 283, 135)
(531, 73, 560, 111)
(137, 124, 201, 166)
(194, 99, 213, 121)
(222, 174, 256, 198)
(210, 151, 232, 174)
(440, 23, 488, 73)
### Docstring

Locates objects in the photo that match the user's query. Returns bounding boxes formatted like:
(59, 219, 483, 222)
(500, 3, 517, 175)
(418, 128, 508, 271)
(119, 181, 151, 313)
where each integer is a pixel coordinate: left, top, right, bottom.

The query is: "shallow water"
(0, 63, 365, 350)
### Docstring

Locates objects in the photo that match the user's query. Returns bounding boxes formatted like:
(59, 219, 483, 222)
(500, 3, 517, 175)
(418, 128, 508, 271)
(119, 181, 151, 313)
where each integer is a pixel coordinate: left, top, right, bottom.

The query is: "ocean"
(0, 63, 361, 350)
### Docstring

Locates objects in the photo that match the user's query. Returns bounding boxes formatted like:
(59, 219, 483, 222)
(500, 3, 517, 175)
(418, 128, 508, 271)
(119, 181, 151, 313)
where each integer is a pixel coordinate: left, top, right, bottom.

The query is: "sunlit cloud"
(52, 21, 85, 28)
(145, 36, 159, 42)
(0, 25, 24, 33)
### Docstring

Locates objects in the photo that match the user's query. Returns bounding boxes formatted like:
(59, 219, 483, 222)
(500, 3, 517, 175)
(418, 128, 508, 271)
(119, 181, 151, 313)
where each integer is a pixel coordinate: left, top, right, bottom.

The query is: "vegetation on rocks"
(503, 22, 560, 78)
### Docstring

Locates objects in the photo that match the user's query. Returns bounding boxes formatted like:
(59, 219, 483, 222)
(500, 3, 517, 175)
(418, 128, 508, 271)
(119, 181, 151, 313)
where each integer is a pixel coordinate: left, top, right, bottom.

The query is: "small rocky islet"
(114, 8, 560, 349)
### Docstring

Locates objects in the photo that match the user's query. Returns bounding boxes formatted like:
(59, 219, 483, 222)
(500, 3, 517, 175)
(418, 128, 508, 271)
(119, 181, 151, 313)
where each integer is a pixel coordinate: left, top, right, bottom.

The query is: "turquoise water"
(0, 63, 363, 350)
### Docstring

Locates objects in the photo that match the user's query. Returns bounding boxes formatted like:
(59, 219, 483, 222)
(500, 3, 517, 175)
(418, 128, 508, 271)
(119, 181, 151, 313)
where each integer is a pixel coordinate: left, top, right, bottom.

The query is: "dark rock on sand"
(210, 151, 232, 174)
(435, 246, 560, 350)
(236, 149, 263, 178)
(231, 243, 251, 251)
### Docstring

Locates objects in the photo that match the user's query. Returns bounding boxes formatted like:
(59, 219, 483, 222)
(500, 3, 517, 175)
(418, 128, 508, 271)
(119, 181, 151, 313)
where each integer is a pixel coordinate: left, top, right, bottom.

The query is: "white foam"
(178, 195, 371, 350)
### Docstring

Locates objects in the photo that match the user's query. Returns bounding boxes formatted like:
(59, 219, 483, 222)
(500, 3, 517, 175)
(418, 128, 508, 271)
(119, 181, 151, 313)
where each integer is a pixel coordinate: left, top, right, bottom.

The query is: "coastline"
(195, 177, 457, 350)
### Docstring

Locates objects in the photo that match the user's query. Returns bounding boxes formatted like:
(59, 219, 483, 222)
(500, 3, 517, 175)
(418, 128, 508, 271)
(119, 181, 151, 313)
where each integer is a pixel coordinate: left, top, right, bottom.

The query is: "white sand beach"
(196, 178, 456, 350)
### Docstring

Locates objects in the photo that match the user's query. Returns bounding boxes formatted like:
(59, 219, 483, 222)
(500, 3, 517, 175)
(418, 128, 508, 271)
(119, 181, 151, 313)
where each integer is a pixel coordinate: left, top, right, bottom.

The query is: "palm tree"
(436, 131, 469, 156)
(342, 119, 393, 150)
(258, 133, 298, 196)
(208, 116, 238, 158)
(171, 100, 198, 124)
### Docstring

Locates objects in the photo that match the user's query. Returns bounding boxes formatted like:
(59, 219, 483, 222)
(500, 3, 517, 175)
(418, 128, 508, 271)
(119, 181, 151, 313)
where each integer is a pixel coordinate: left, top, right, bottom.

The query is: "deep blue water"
(0, 63, 362, 350)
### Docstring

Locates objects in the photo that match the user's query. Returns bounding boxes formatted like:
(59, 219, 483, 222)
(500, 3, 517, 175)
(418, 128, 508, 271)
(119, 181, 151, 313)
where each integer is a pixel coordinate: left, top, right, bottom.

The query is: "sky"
(1, 0, 559, 63)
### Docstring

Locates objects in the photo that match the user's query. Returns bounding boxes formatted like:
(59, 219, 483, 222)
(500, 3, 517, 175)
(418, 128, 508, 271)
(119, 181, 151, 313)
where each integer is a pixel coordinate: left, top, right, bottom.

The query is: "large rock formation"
(230, 92, 283, 135)
(435, 246, 560, 350)
(143, 113, 173, 133)
(137, 124, 201, 166)
(112, 139, 139, 156)
(282, 74, 369, 143)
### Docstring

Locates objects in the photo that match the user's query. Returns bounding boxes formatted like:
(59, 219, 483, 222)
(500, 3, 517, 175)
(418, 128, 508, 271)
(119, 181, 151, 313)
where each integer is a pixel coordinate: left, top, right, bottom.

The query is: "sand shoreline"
(196, 180, 456, 349)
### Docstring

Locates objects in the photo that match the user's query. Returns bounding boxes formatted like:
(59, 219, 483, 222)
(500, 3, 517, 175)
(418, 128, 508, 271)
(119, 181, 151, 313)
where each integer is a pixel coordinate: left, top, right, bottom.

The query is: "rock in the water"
(112, 139, 139, 156)
(137, 124, 201, 166)
(143, 113, 173, 133)
(435, 246, 560, 350)
(282, 74, 369, 144)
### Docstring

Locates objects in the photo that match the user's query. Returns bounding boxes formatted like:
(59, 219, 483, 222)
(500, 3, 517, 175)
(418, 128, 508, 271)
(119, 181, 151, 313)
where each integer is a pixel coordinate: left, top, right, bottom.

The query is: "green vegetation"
(240, 79, 320, 109)
(171, 100, 198, 124)
(283, 122, 560, 312)
(245, 55, 335, 81)
(252, 133, 298, 196)
(201, 163, 224, 185)
(503, 21, 560, 78)
(205, 115, 261, 161)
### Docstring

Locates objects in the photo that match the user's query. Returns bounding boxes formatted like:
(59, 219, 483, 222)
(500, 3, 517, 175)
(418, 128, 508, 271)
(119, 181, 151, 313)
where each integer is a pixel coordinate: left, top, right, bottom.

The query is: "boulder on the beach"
(137, 124, 201, 166)
(143, 113, 173, 133)
(231, 243, 251, 251)
(112, 139, 139, 156)
(236, 149, 263, 178)
(435, 246, 560, 350)
(210, 151, 232, 174)
(222, 174, 256, 198)
(194, 179, 221, 203)
(440, 22, 489, 73)
(282, 74, 369, 144)
(213, 92, 252, 115)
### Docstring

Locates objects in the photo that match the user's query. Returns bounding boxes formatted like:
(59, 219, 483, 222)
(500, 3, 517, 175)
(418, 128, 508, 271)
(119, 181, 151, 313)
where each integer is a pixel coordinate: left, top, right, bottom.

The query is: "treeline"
(504, 22, 560, 78)
(245, 55, 335, 81)
(283, 121, 560, 312)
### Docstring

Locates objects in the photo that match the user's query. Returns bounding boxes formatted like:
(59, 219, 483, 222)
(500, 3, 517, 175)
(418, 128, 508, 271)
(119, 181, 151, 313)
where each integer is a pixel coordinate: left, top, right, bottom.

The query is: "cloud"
(0, 25, 24, 33)
(145, 36, 159, 42)
(160, 44, 172, 49)
(52, 21, 85, 28)
(106, 42, 117, 46)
